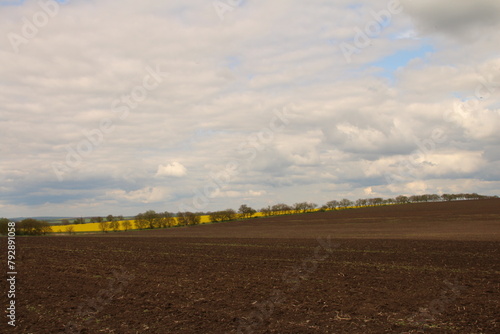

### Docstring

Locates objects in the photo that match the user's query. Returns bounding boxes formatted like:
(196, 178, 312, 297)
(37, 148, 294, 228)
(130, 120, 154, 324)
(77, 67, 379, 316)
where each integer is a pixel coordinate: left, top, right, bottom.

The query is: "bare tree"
(395, 195, 409, 204)
(158, 212, 175, 228)
(221, 209, 237, 221)
(356, 199, 367, 207)
(109, 220, 120, 232)
(98, 221, 110, 233)
(325, 200, 339, 210)
(17, 219, 52, 235)
(65, 225, 75, 235)
(238, 204, 256, 218)
(339, 199, 353, 208)
(293, 202, 315, 213)
(272, 203, 291, 215)
(209, 211, 224, 223)
(260, 206, 272, 217)
(134, 213, 148, 229)
(177, 212, 200, 226)
(143, 210, 160, 229)
(121, 220, 132, 231)
(293, 202, 306, 213)
(306, 202, 317, 212)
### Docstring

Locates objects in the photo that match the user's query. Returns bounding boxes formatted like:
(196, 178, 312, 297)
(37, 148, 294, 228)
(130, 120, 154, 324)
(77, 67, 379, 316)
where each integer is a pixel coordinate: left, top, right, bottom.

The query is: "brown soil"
(122, 199, 500, 241)
(1, 199, 499, 333)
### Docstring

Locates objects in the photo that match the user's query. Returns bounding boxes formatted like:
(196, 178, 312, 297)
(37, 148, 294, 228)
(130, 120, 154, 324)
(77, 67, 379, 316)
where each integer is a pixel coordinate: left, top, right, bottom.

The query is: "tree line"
(209, 205, 256, 222)
(0, 192, 496, 235)
(215, 193, 497, 218)
(321, 193, 496, 210)
(97, 211, 201, 232)
(0, 218, 52, 236)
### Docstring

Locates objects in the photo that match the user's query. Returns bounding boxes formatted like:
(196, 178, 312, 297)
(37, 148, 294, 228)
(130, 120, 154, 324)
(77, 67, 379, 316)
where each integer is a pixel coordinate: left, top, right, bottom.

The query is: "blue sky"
(0, 0, 24, 6)
(370, 44, 434, 79)
(0, 0, 499, 217)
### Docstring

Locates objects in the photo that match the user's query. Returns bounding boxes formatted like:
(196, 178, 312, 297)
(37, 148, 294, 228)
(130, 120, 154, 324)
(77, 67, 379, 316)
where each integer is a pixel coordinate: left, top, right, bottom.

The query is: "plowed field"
(2, 199, 499, 333)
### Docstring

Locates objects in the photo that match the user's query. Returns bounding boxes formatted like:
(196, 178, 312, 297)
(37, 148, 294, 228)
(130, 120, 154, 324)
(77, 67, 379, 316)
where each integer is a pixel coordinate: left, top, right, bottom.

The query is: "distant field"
(2, 199, 499, 333)
(118, 199, 500, 240)
(52, 213, 256, 233)
(56, 199, 500, 237)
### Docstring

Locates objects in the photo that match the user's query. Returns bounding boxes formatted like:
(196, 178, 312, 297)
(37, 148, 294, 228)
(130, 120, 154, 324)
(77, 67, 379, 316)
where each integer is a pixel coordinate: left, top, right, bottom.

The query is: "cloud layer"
(402, 0, 500, 39)
(0, 0, 499, 217)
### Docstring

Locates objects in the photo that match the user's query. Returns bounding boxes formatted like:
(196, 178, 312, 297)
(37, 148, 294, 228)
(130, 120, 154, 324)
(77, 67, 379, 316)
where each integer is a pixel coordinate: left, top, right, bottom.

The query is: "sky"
(1, 0, 499, 218)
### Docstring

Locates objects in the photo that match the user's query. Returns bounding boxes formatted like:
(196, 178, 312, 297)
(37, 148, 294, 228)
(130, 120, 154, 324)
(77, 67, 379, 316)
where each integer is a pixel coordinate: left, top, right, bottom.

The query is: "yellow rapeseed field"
(55, 216, 213, 233)
(53, 206, 380, 233)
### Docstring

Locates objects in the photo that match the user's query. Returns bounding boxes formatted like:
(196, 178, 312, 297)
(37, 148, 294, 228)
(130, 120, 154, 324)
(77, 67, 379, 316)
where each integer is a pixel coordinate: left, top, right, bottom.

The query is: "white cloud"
(212, 189, 266, 199)
(156, 162, 187, 177)
(107, 187, 170, 204)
